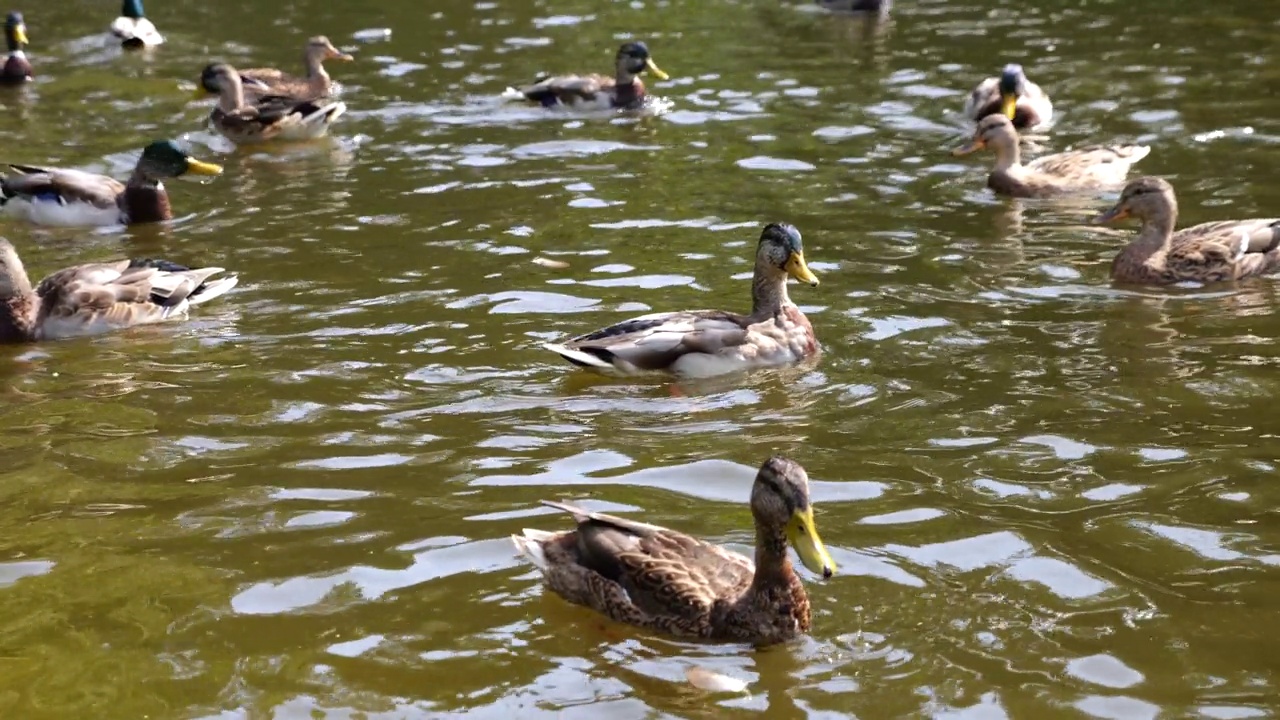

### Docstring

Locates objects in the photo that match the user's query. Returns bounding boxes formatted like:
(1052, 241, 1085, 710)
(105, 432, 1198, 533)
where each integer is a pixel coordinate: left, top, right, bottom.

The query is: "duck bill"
(952, 138, 984, 156)
(785, 251, 819, 287)
(14, 25, 27, 46)
(1094, 205, 1129, 224)
(329, 50, 355, 62)
(1000, 92, 1018, 120)
(185, 157, 224, 176)
(786, 507, 835, 579)
(192, 85, 213, 99)
(645, 58, 669, 81)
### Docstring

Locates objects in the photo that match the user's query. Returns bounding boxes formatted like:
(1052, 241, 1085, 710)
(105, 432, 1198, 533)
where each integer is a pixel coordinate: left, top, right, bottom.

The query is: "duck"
(0, 238, 237, 343)
(225, 36, 353, 102)
(198, 63, 347, 143)
(952, 114, 1150, 198)
(963, 63, 1052, 130)
(1, 11, 30, 84)
(504, 41, 669, 110)
(543, 223, 821, 377)
(1095, 176, 1280, 285)
(110, 0, 163, 48)
(511, 456, 836, 645)
(0, 140, 222, 227)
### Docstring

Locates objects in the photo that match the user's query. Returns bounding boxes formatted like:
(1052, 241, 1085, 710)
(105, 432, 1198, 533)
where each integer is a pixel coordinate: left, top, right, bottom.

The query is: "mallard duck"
(963, 63, 1052, 130)
(1, 12, 31, 84)
(110, 0, 163, 48)
(0, 140, 222, 227)
(505, 41, 669, 110)
(233, 36, 353, 101)
(0, 238, 237, 343)
(952, 114, 1149, 198)
(511, 456, 836, 644)
(543, 223, 820, 377)
(1095, 177, 1280, 285)
(198, 63, 347, 143)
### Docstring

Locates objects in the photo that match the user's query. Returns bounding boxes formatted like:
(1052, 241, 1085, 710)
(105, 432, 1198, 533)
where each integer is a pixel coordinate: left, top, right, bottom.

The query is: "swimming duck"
(0, 238, 237, 343)
(543, 223, 820, 377)
(110, 0, 163, 48)
(1, 11, 30, 84)
(505, 41, 669, 110)
(0, 140, 222, 227)
(231, 36, 353, 101)
(1095, 177, 1280, 285)
(952, 114, 1149, 198)
(963, 63, 1052, 130)
(511, 455, 836, 645)
(198, 63, 347, 143)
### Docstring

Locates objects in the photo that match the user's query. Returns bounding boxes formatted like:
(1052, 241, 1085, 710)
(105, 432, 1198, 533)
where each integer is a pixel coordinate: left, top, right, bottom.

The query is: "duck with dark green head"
(963, 63, 1053, 130)
(2, 12, 30, 83)
(0, 140, 222, 227)
(504, 41, 670, 110)
(110, 0, 163, 48)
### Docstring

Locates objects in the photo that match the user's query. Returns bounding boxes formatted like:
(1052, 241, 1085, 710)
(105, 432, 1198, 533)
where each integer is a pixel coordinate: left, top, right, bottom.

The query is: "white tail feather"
(189, 274, 239, 306)
(511, 530, 554, 572)
(542, 342, 612, 369)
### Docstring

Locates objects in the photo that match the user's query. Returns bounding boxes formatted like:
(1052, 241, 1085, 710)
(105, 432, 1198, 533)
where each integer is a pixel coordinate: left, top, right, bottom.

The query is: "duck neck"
(0, 255, 36, 341)
(1119, 207, 1177, 261)
(217, 73, 246, 112)
(304, 52, 331, 90)
(990, 138, 1022, 173)
(747, 520, 797, 602)
(121, 170, 171, 224)
(750, 267, 791, 320)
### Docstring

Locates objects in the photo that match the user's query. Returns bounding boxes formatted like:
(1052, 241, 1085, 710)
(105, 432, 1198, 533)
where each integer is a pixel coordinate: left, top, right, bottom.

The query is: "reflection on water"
(1, 0, 1279, 717)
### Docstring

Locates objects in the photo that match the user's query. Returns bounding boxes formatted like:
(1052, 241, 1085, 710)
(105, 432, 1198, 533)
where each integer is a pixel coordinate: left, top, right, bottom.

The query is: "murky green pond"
(3, 0, 1280, 717)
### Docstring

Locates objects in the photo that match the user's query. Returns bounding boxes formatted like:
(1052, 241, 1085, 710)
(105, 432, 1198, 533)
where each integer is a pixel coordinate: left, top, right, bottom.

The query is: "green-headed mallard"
(963, 63, 1052, 130)
(505, 41, 669, 110)
(2, 12, 31, 84)
(1095, 176, 1280, 285)
(0, 140, 222, 227)
(511, 456, 836, 645)
(0, 238, 237, 343)
(198, 63, 346, 144)
(952, 114, 1149, 198)
(543, 223, 820, 377)
(231, 36, 353, 102)
(110, 0, 163, 48)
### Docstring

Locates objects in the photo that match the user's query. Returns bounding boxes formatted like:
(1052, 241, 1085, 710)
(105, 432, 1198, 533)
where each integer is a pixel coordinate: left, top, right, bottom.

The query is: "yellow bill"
(786, 507, 835, 579)
(1000, 92, 1018, 120)
(645, 58, 669, 81)
(784, 251, 819, 287)
(185, 157, 224, 176)
(952, 138, 984, 156)
(330, 50, 355, 62)
(14, 24, 27, 46)
(192, 85, 212, 99)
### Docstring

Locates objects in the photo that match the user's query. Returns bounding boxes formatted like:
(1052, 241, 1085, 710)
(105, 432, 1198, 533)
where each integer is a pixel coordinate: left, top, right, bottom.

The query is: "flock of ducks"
(1, 2, 1278, 646)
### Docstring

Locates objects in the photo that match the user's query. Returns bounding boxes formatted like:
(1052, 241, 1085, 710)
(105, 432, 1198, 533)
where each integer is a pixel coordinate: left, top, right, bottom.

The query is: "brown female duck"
(0, 238, 238, 343)
(543, 223, 820, 377)
(232, 36, 353, 101)
(1095, 177, 1280, 284)
(511, 456, 836, 645)
(198, 63, 347, 143)
(505, 41, 669, 110)
(953, 114, 1149, 198)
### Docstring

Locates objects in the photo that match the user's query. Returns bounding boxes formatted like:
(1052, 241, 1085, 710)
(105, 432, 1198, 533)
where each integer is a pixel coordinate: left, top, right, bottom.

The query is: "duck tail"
(542, 342, 613, 369)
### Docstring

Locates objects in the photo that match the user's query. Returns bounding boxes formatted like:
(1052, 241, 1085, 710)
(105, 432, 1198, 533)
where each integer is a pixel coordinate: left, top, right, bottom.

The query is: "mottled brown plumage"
(953, 114, 1149, 198)
(511, 456, 836, 645)
(543, 223, 820, 377)
(0, 239, 238, 343)
(199, 63, 347, 144)
(506, 41, 669, 110)
(229, 36, 352, 102)
(1096, 177, 1280, 285)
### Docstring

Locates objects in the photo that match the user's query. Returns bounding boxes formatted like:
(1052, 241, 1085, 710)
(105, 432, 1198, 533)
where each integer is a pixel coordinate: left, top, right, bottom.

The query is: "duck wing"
(1, 165, 124, 209)
(545, 309, 751, 372)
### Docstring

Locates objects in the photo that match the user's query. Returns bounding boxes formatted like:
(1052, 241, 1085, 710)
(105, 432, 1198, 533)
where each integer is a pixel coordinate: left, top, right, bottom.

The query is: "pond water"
(2, 0, 1279, 717)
